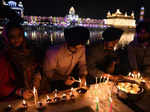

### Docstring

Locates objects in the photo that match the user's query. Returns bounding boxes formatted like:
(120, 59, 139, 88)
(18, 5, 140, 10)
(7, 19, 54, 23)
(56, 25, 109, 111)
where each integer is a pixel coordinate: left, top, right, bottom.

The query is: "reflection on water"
(117, 31, 135, 48)
(25, 29, 135, 48)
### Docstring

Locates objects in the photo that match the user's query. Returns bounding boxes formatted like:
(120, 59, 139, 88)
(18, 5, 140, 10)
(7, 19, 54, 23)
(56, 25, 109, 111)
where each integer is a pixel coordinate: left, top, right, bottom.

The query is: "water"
(25, 29, 135, 48)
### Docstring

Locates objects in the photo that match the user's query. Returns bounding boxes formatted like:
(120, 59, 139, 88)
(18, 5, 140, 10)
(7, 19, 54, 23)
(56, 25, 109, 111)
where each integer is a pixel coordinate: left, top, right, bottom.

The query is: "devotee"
(128, 20, 150, 77)
(86, 27, 124, 81)
(43, 26, 89, 91)
(0, 21, 41, 100)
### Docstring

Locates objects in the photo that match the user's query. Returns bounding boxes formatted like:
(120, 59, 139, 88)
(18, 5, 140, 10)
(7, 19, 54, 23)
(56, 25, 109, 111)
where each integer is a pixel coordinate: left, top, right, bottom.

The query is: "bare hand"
(65, 76, 75, 86)
(23, 90, 33, 100)
(80, 77, 86, 87)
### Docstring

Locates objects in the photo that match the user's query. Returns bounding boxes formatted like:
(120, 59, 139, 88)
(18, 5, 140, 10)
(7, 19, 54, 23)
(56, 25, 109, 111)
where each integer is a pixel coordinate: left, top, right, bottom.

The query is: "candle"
(128, 72, 131, 77)
(99, 76, 102, 83)
(131, 73, 134, 78)
(106, 77, 109, 83)
(33, 87, 38, 105)
(71, 87, 74, 92)
(79, 78, 82, 87)
(62, 93, 67, 101)
(95, 97, 99, 112)
(96, 77, 98, 84)
(54, 93, 57, 98)
(137, 73, 141, 79)
(6, 104, 12, 112)
(46, 95, 51, 104)
(109, 97, 113, 112)
(22, 99, 27, 109)
(70, 87, 74, 98)
(104, 76, 106, 83)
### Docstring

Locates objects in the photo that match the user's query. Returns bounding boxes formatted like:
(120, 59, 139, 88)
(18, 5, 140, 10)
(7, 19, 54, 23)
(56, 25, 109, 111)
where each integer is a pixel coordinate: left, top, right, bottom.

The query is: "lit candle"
(99, 76, 102, 83)
(33, 87, 38, 105)
(106, 77, 109, 83)
(46, 95, 51, 104)
(62, 93, 67, 101)
(131, 73, 134, 78)
(54, 92, 57, 98)
(71, 87, 74, 92)
(137, 73, 141, 79)
(96, 77, 98, 84)
(79, 78, 82, 87)
(104, 76, 106, 83)
(70, 87, 74, 96)
(128, 72, 131, 77)
(6, 104, 12, 111)
(22, 99, 27, 109)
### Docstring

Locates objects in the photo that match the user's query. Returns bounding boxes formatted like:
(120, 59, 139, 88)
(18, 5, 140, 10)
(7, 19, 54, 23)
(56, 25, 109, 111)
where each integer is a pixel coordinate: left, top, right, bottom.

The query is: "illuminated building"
(105, 9, 136, 29)
(23, 6, 105, 29)
(2, 0, 24, 17)
(1, 1, 136, 46)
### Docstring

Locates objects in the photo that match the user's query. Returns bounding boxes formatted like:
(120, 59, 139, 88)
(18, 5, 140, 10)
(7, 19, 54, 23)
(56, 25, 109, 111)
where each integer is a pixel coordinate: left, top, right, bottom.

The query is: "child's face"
(8, 28, 24, 48)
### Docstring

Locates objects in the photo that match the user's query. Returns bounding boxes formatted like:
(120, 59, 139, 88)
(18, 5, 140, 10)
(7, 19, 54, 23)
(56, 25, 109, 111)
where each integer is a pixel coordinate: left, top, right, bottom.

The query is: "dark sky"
(23, 0, 148, 20)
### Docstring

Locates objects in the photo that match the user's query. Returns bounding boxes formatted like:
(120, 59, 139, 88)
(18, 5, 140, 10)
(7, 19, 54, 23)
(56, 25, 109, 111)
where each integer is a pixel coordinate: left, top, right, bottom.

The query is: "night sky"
(23, 0, 148, 20)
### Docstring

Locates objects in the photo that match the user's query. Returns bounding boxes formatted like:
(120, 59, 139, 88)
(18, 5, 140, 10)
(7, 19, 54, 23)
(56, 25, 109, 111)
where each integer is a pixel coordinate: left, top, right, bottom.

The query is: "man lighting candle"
(43, 26, 89, 91)
(86, 27, 124, 82)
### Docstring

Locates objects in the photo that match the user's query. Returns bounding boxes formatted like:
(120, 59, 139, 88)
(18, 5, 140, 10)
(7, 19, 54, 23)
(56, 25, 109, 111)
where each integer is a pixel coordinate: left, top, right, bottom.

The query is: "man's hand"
(101, 73, 123, 81)
(65, 76, 75, 86)
(80, 77, 86, 87)
(23, 89, 33, 100)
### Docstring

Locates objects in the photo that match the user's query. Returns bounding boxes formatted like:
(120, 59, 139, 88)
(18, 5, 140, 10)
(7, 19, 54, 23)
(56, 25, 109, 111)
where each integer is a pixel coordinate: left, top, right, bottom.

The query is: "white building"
(105, 9, 136, 29)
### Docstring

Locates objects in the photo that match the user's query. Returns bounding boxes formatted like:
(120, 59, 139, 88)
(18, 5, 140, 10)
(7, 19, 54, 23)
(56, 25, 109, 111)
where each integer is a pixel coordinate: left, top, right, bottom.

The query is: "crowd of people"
(1, 4, 150, 101)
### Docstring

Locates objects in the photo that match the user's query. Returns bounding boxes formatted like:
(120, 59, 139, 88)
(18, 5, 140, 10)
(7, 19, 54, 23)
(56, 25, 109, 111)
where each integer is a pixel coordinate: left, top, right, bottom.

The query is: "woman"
(0, 21, 41, 100)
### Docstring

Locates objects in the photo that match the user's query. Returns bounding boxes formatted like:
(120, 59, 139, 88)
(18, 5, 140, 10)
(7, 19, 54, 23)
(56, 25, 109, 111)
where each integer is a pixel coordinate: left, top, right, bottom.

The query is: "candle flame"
(33, 86, 36, 94)
(79, 78, 81, 83)
(62, 93, 66, 96)
(47, 95, 50, 99)
(8, 104, 11, 108)
(71, 87, 74, 91)
(23, 99, 26, 105)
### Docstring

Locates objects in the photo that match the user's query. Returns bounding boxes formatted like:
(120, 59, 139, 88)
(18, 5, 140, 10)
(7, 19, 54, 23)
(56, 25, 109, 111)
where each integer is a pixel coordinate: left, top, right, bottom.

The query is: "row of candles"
(128, 72, 141, 79)
(128, 72, 146, 83)
(17, 87, 76, 111)
(7, 76, 110, 111)
(7, 78, 83, 111)
(94, 76, 112, 112)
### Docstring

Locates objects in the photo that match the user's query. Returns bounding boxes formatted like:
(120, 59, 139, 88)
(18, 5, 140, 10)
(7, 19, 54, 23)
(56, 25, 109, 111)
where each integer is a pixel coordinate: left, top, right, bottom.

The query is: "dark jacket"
(86, 41, 117, 77)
